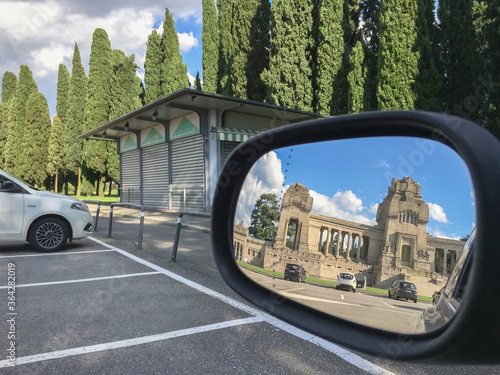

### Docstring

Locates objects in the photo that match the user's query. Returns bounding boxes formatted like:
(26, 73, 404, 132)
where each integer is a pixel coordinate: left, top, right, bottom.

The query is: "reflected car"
(0, 169, 93, 252)
(284, 264, 307, 283)
(336, 272, 356, 293)
(416, 230, 475, 333)
(388, 280, 418, 303)
(432, 287, 443, 306)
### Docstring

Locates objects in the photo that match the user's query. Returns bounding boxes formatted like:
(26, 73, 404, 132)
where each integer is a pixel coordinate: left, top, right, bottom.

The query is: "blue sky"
(0, 0, 204, 118)
(236, 137, 475, 240)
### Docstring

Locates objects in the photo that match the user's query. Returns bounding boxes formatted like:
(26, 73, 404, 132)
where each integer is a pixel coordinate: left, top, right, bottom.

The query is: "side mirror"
(211, 111, 500, 363)
(1, 181, 21, 193)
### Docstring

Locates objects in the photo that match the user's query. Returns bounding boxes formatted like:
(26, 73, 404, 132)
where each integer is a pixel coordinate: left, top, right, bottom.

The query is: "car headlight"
(71, 202, 90, 212)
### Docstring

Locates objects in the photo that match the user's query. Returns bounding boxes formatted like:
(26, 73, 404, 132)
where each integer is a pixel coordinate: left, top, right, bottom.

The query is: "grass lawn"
(70, 195, 121, 205)
(237, 261, 432, 301)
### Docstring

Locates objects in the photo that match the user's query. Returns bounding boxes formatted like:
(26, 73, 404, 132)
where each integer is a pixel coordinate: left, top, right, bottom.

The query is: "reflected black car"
(388, 280, 418, 303)
(284, 264, 307, 283)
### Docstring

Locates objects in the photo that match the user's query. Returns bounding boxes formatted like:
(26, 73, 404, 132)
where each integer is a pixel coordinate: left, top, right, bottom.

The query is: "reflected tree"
(249, 193, 281, 241)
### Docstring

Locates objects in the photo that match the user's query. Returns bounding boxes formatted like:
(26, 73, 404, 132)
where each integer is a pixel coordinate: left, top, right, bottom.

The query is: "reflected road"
(242, 268, 426, 334)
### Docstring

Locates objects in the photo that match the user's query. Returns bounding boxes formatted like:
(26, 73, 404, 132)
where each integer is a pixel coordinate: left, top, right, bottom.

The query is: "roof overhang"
(79, 88, 327, 141)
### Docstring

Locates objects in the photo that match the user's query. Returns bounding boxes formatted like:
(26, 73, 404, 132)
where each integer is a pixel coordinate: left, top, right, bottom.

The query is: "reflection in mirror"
(233, 137, 475, 335)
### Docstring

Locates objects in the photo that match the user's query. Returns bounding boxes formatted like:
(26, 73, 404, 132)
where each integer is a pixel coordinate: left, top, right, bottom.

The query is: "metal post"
(183, 187, 187, 211)
(138, 206, 145, 249)
(171, 213, 184, 262)
(94, 201, 101, 231)
(108, 205, 114, 237)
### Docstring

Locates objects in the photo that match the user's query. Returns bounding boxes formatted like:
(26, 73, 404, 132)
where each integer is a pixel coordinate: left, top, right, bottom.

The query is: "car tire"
(413, 299, 418, 303)
(28, 217, 69, 252)
(352, 288, 356, 293)
(388, 291, 391, 298)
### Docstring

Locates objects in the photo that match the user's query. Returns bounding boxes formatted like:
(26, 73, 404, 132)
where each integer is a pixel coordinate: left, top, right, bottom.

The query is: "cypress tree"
(107, 50, 143, 191)
(315, 0, 345, 115)
(0, 102, 8, 168)
(217, 0, 235, 95)
(13, 65, 38, 177)
(360, 0, 380, 111)
(480, 0, 500, 138)
(64, 43, 87, 196)
(56, 64, 71, 124)
(2, 98, 17, 174)
(144, 29, 163, 103)
(82, 28, 113, 197)
(347, 40, 366, 113)
(377, 0, 419, 110)
(47, 115, 64, 192)
(23, 92, 51, 187)
(195, 72, 202, 91)
(247, 0, 271, 102)
(1, 72, 17, 103)
(262, 0, 314, 111)
(202, 0, 219, 94)
(438, 0, 480, 119)
(220, 0, 265, 99)
(160, 9, 189, 96)
(414, 0, 441, 111)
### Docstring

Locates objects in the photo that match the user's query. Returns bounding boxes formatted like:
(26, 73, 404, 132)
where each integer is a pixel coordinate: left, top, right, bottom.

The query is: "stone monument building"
(234, 177, 465, 295)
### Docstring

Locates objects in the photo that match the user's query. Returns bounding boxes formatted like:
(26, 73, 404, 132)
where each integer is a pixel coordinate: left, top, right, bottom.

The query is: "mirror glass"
(233, 136, 475, 334)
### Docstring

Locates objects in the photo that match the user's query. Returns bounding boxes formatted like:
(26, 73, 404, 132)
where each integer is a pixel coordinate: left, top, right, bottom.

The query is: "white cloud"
(235, 152, 284, 227)
(369, 203, 379, 215)
(177, 32, 198, 52)
(377, 159, 390, 168)
(470, 190, 475, 206)
(429, 228, 460, 241)
(31, 42, 73, 77)
(428, 203, 449, 223)
(309, 190, 375, 226)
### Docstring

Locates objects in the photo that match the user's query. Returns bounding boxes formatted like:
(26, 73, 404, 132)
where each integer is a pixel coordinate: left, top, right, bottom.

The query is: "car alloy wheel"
(29, 217, 68, 252)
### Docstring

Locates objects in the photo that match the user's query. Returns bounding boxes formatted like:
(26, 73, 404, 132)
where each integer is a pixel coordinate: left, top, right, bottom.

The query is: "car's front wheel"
(28, 217, 69, 252)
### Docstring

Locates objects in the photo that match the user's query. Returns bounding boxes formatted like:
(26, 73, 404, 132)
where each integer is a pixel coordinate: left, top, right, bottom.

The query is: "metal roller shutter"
(143, 143, 169, 208)
(223, 141, 239, 163)
(121, 149, 141, 205)
(171, 135, 205, 211)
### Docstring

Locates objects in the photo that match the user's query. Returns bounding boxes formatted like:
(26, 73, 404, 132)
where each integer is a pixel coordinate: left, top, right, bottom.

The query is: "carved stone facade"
(234, 177, 466, 295)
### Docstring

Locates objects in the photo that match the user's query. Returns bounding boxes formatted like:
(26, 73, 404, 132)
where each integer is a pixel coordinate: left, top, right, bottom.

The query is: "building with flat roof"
(80, 89, 325, 212)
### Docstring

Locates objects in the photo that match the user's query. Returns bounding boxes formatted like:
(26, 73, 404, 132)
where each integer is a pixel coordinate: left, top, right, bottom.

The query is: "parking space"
(1, 216, 492, 375)
(0, 221, 392, 375)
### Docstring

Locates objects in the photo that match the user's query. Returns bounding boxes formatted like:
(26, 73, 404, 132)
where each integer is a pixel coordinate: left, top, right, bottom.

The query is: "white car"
(336, 272, 357, 293)
(0, 170, 93, 252)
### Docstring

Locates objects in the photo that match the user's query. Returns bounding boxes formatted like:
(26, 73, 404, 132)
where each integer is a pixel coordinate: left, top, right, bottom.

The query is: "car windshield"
(287, 264, 299, 270)
(340, 273, 353, 279)
(401, 282, 416, 290)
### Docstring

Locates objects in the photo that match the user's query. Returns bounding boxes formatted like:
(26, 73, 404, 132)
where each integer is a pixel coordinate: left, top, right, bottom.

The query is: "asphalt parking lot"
(0, 213, 497, 374)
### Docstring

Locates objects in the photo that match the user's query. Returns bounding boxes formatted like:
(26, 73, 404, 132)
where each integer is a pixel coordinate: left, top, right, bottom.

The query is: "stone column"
(346, 233, 352, 259)
(337, 232, 342, 257)
(324, 229, 330, 255)
(356, 234, 362, 262)
(443, 249, 448, 276)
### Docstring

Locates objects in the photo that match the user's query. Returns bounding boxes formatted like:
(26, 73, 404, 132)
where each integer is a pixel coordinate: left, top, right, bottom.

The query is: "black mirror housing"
(211, 111, 500, 363)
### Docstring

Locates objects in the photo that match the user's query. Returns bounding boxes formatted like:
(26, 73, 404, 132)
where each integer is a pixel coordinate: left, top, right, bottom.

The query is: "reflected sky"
(236, 137, 475, 240)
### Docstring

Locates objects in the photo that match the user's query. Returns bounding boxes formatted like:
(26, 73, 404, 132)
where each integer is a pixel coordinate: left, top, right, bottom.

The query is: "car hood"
(36, 190, 81, 203)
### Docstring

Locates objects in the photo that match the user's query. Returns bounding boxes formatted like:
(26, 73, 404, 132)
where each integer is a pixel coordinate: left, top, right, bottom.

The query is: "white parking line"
(0, 271, 162, 289)
(280, 287, 305, 293)
(341, 294, 344, 300)
(88, 238, 396, 375)
(0, 317, 265, 368)
(380, 301, 396, 309)
(0, 249, 114, 258)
